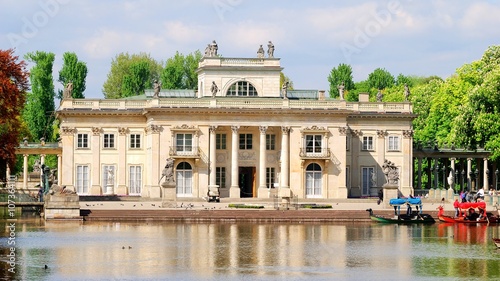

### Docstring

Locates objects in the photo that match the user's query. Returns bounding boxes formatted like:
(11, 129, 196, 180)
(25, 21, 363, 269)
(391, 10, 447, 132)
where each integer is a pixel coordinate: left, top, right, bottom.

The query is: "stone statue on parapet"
(267, 41, 274, 58)
(63, 81, 73, 99)
(153, 79, 161, 98)
(404, 83, 410, 101)
(257, 45, 265, 58)
(211, 81, 219, 98)
(337, 82, 345, 100)
(382, 159, 399, 185)
(447, 171, 454, 188)
(376, 89, 383, 102)
(282, 81, 289, 99)
(210, 40, 218, 57)
(159, 158, 175, 185)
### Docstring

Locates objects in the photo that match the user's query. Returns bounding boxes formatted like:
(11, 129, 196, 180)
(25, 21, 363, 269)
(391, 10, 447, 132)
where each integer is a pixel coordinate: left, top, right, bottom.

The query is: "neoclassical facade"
(55, 50, 415, 200)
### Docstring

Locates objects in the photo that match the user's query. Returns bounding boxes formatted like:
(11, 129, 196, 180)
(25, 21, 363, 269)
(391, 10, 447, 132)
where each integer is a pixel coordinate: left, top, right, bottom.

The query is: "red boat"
(437, 201, 499, 223)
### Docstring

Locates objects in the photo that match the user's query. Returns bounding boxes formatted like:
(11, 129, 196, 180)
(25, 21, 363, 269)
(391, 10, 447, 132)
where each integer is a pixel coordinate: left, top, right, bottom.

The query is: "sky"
(2, 0, 500, 99)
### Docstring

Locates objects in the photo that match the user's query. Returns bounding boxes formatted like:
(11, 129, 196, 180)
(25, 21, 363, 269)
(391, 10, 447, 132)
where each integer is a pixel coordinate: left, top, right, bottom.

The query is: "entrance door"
(239, 167, 255, 198)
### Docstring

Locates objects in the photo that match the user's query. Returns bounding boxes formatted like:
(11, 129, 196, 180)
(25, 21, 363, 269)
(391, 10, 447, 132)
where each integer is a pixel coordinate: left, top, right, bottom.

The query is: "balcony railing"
(299, 148, 331, 159)
(169, 146, 201, 158)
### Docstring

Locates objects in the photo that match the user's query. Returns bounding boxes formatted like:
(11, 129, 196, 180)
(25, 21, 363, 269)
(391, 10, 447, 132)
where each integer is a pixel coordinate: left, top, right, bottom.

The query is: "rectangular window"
(77, 133, 89, 148)
(76, 165, 89, 194)
(266, 134, 276, 150)
(130, 134, 141, 149)
(305, 135, 322, 153)
(239, 134, 252, 150)
(362, 136, 374, 151)
(388, 136, 400, 151)
(103, 134, 115, 148)
(216, 133, 226, 150)
(362, 167, 375, 196)
(216, 167, 226, 188)
(266, 167, 276, 188)
(129, 165, 142, 195)
(176, 133, 193, 152)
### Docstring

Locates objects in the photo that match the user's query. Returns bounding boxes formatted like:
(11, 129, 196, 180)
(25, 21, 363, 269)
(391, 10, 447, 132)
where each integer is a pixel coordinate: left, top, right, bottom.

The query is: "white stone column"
(90, 127, 102, 195)
(230, 126, 240, 198)
(483, 158, 489, 190)
(117, 128, 127, 195)
(40, 154, 46, 165)
(23, 154, 28, 189)
(449, 158, 456, 190)
(57, 154, 62, 185)
(258, 126, 268, 198)
(279, 126, 290, 197)
(467, 158, 472, 191)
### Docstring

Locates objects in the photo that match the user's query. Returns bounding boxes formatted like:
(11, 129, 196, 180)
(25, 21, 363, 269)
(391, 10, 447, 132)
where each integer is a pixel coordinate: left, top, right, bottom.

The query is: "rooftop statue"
(337, 82, 345, 100)
(63, 81, 73, 99)
(376, 89, 383, 102)
(282, 81, 289, 99)
(404, 83, 410, 101)
(257, 45, 265, 58)
(153, 79, 161, 98)
(211, 81, 219, 98)
(267, 41, 274, 58)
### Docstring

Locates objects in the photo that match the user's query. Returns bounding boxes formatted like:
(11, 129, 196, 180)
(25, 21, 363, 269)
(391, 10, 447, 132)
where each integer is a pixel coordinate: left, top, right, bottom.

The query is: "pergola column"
(450, 157, 456, 190)
(23, 154, 28, 189)
(417, 158, 422, 189)
(467, 158, 472, 191)
(57, 154, 62, 185)
(230, 126, 240, 198)
(483, 158, 489, 190)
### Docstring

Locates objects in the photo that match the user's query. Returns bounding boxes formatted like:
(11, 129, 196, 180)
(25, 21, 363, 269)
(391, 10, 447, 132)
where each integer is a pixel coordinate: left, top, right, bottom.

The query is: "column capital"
(209, 125, 218, 133)
(231, 125, 240, 133)
(259, 126, 268, 134)
(118, 127, 128, 136)
(281, 126, 290, 134)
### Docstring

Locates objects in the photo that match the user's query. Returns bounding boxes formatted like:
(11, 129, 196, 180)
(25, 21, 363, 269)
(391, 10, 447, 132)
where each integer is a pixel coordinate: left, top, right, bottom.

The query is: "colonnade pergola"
(413, 145, 497, 193)
(10, 139, 62, 191)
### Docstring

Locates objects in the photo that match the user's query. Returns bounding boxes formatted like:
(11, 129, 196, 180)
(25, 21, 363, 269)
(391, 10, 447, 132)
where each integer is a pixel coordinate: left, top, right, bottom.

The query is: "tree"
(23, 51, 56, 142)
(122, 61, 150, 97)
(160, 50, 203, 90)
(57, 52, 88, 99)
(367, 68, 395, 90)
(0, 49, 30, 179)
(103, 52, 162, 98)
(327, 63, 354, 98)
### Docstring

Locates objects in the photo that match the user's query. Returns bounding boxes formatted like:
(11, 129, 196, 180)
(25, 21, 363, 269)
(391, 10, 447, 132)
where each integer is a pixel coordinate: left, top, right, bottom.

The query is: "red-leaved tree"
(0, 49, 29, 181)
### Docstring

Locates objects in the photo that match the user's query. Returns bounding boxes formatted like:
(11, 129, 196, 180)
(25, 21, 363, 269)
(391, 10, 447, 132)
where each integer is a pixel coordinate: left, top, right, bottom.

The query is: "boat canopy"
(389, 198, 422, 206)
(458, 201, 486, 210)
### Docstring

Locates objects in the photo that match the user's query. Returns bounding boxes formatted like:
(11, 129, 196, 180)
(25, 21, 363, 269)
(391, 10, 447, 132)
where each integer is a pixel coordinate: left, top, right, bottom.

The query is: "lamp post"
(495, 169, 499, 191)
(435, 164, 439, 189)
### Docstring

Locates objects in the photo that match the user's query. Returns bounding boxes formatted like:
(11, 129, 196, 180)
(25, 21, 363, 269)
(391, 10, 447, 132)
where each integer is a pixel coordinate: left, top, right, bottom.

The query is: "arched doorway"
(305, 163, 322, 198)
(176, 162, 192, 197)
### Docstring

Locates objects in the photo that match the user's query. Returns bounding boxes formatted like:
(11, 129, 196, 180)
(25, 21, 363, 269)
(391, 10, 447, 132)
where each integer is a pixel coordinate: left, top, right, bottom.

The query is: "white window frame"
(361, 167, 375, 196)
(77, 133, 89, 149)
(362, 136, 374, 151)
(305, 134, 323, 154)
(305, 163, 322, 198)
(388, 135, 400, 151)
(216, 167, 226, 188)
(266, 134, 276, 150)
(130, 134, 141, 149)
(266, 167, 276, 188)
(103, 133, 115, 149)
(176, 133, 193, 154)
(76, 165, 89, 194)
(239, 133, 253, 150)
(129, 165, 142, 195)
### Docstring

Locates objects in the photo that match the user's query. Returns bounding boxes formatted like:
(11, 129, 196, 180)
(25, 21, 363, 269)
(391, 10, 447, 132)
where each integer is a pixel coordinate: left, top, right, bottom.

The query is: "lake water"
(1, 214, 500, 281)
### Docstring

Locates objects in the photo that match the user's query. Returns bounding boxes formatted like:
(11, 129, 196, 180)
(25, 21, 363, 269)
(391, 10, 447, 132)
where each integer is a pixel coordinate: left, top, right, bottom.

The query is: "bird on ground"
(44, 265, 48, 270)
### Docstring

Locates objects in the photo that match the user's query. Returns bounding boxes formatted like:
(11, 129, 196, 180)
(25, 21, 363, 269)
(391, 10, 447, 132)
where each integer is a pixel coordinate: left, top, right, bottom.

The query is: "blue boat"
(367, 197, 435, 224)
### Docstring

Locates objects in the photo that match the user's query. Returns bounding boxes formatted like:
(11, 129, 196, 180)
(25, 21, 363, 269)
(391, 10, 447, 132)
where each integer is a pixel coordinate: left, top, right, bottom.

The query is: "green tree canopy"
(160, 50, 202, 90)
(122, 61, 150, 97)
(368, 68, 395, 90)
(58, 52, 87, 99)
(23, 51, 56, 142)
(103, 52, 162, 98)
(327, 63, 354, 98)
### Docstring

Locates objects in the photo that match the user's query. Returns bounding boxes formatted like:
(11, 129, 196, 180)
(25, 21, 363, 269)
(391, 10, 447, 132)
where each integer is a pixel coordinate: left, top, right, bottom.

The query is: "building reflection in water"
(1, 221, 499, 280)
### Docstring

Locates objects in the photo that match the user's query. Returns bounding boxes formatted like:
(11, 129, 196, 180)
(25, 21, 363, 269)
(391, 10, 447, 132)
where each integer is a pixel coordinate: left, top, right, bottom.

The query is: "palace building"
(54, 44, 415, 200)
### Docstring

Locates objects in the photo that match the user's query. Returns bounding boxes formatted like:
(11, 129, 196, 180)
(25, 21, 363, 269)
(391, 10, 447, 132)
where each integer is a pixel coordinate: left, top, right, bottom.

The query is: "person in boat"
(466, 208, 479, 221)
(406, 202, 413, 217)
(453, 199, 460, 217)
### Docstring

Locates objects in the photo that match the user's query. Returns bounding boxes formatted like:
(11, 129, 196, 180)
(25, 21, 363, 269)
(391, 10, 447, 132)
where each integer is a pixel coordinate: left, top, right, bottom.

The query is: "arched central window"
(226, 81, 258, 96)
